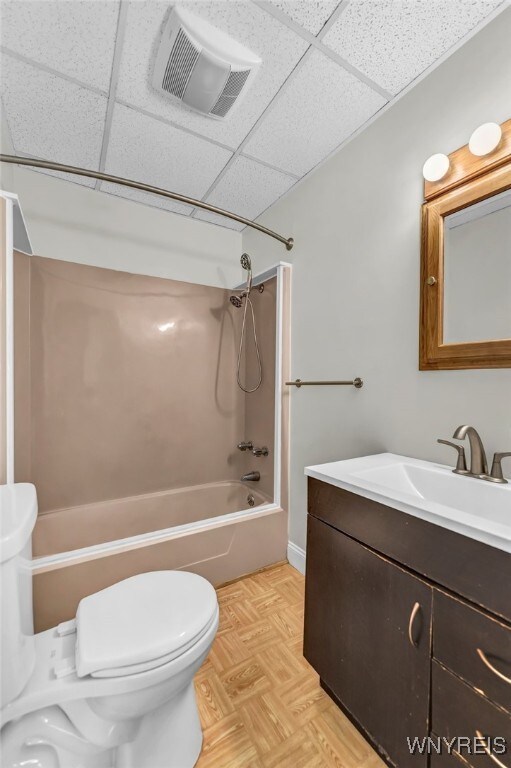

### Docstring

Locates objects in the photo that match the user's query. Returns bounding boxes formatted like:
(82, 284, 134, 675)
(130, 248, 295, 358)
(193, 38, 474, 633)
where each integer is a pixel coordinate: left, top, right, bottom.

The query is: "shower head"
(240, 253, 252, 296)
(230, 294, 243, 308)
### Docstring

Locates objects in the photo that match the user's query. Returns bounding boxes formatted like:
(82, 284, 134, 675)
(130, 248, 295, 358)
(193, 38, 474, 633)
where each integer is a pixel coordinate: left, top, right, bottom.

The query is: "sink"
(305, 453, 511, 553)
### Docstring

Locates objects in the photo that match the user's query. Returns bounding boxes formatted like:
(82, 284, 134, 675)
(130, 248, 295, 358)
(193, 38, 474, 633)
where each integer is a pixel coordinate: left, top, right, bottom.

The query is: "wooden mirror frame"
(419, 119, 511, 370)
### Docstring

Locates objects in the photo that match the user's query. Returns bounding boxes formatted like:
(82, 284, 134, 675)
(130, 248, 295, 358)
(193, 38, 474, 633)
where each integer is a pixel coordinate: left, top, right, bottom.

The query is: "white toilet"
(0, 483, 219, 768)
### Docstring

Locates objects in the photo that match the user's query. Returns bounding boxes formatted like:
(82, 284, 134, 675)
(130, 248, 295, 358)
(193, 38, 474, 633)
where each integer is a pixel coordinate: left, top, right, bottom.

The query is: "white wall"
(243, 8, 511, 552)
(0, 132, 243, 288)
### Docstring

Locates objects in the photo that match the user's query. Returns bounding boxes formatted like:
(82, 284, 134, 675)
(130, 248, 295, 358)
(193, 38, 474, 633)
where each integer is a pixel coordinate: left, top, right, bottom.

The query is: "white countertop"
(306, 453, 511, 554)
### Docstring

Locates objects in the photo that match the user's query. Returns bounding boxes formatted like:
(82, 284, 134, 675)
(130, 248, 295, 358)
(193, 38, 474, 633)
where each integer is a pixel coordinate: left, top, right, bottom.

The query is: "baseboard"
(287, 541, 306, 575)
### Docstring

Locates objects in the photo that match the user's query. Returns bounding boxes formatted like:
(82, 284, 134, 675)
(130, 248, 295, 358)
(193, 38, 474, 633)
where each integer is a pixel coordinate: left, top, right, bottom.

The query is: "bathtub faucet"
(241, 471, 260, 482)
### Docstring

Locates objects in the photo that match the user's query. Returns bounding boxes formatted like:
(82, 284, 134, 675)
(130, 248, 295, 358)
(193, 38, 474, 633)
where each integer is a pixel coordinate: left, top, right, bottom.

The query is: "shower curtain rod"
(0, 154, 294, 251)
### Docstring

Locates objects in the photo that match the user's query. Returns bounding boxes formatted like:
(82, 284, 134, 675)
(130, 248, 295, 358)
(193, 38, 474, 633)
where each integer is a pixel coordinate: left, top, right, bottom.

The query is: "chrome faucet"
(452, 425, 488, 477)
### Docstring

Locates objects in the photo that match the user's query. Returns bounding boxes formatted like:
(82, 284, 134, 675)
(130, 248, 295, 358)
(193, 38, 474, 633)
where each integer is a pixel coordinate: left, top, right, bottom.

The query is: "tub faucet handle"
(252, 446, 269, 457)
(237, 441, 253, 451)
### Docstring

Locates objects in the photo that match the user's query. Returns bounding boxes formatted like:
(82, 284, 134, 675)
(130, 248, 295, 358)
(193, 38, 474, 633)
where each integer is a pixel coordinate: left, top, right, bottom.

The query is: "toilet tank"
(0, 483, 37, 706)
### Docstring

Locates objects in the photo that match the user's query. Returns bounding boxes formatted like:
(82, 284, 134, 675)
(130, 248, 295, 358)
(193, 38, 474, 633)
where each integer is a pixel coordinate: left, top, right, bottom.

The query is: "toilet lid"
(75, 571, 218, 678)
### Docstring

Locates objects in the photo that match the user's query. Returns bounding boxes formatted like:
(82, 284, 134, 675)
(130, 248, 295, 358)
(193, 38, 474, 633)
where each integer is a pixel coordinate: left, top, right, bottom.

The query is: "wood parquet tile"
(195, 563, 386, 768)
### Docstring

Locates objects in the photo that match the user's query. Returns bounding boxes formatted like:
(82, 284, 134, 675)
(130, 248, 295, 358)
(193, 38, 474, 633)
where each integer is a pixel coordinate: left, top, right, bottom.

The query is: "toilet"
(0, 483, 219, 768)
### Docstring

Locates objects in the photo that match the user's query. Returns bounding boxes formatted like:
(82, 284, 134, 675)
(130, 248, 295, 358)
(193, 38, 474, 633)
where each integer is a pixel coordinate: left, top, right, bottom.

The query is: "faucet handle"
(488, 452, 511, 484)
(252, 446, 269, 457)
(437, 439, 468, 475)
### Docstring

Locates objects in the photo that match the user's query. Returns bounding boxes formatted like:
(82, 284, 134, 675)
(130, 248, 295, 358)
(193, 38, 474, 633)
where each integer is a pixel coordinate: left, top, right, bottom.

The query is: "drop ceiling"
(0, 0, 504, 231)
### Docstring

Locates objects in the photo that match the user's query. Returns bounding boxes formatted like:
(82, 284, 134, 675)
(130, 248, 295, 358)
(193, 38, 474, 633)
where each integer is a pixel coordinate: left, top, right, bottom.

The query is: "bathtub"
(31, 481, 287, 632)
(33, 480, 272, 557)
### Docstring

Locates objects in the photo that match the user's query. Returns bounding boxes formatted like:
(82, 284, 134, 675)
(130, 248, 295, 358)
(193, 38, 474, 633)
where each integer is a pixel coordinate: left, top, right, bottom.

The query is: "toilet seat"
(75, 571, 218, 679)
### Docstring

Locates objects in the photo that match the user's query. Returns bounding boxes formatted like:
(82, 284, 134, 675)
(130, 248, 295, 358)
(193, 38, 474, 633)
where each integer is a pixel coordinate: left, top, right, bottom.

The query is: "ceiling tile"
(103, 104, 233, 201)
(23, 167, 97, 189)
(100, 182, 192, 217)
(1, 54, 107, 184)
(265, 0, 341, 35)
(115, 0, 308, 149)
(322, 0, 502, 95)
(195, 155, 296, 230)
(0, 0, 119, 92)
(244, 49, 386, 177)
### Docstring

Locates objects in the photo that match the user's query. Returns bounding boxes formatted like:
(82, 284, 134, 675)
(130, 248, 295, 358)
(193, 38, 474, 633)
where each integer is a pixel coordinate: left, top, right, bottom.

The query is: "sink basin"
(305, 453, 511, 553)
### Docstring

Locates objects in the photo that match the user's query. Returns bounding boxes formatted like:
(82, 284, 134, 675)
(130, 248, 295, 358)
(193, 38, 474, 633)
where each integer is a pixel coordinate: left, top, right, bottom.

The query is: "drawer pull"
(408, 602, 421, 647)
(477, 648, 511, 686)
(475, 731, 509, 768)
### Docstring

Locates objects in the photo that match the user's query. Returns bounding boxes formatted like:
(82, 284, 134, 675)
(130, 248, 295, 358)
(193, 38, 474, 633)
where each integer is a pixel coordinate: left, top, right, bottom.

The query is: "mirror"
(443, 189, 511, 344)
(420, 119, 511, 370)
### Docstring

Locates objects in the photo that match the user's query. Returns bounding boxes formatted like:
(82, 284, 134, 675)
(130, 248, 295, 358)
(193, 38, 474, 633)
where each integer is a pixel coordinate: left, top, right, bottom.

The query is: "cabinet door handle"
(476, 648, 511, 685)
(475, 731, 509, 768)
(408, 602, 421, 647)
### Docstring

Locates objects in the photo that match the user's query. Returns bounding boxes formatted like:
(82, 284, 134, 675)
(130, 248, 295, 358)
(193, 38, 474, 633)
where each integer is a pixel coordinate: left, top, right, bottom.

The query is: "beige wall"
(15, 255, 248, 512)
(243, 9, 511, 552)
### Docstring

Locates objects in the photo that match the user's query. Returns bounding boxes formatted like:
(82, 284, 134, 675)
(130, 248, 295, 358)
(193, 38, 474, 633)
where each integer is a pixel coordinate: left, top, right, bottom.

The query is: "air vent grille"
(162, 28, 200, 98)
(210, 69, 250, 117)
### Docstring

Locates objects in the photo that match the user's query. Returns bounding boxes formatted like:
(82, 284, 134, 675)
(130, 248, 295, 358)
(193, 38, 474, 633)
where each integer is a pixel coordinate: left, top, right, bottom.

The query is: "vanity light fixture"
(468, 122, 502, 156)
(422, 153, 450, 182)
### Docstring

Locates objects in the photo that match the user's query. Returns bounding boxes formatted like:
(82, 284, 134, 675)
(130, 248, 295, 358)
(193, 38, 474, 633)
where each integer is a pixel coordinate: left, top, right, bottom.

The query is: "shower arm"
(0, 154, 294, 251)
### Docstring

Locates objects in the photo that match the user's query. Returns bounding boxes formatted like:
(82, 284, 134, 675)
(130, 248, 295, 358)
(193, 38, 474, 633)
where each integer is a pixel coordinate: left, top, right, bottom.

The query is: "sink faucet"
(439, 426, 511, 483)
(452, 425, 488, 477)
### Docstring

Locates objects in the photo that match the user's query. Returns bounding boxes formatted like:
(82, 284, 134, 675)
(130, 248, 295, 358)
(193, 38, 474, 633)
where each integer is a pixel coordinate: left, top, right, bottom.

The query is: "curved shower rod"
(0, 154, 294, 251)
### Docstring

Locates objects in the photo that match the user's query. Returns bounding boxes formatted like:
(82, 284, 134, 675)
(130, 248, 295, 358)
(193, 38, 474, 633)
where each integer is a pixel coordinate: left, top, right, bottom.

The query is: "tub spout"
(241, 471, 260, 482)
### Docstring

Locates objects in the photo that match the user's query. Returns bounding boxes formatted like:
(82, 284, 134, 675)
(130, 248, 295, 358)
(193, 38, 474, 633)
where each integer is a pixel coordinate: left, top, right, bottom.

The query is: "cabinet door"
(304, 514, 432, 767)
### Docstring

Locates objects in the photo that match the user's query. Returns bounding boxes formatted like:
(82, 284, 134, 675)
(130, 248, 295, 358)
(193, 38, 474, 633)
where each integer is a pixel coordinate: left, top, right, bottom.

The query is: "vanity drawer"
(431, 661, 511, 768)
(434, 591, 511, 713)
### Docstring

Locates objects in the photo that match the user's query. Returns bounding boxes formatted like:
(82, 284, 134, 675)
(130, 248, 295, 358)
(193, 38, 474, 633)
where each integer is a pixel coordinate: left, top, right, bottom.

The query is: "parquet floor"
(194, 562, 386, 768)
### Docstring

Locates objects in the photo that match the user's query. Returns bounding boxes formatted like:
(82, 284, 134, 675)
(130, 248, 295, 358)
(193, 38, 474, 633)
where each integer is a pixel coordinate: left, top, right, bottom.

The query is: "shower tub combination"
(25, 261, 291, 632)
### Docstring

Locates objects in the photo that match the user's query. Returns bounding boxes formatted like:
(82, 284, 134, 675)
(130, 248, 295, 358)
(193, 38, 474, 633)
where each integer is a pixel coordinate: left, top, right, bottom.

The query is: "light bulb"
(468, 122, 502, 156)
(422, 153, 450, 182)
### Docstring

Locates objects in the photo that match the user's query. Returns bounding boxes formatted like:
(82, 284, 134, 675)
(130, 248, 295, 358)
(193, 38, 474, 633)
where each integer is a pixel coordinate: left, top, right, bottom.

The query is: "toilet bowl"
(0, 484, 219, 768)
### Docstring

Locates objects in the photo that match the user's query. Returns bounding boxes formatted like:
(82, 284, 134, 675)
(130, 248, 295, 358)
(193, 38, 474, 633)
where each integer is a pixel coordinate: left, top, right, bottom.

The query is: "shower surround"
(14, 254, 286, 630)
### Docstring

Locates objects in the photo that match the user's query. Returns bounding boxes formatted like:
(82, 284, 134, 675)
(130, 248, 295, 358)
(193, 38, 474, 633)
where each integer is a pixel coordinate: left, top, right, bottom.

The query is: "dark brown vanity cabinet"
(304, 478, 511, 768)
(304, 514, 432, 767)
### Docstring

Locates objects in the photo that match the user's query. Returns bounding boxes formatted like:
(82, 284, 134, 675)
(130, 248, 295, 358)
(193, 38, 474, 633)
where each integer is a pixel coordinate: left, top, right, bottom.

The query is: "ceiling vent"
(152, 7, 261, 121)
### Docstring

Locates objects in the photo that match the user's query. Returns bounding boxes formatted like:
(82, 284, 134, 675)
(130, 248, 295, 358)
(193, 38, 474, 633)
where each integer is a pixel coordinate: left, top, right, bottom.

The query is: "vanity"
(303, 453, 511, 768)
